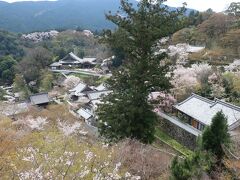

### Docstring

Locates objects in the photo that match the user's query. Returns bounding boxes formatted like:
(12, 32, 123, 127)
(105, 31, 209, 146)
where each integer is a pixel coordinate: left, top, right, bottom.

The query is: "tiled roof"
(77, 108, 93, 120)
(87, 90, 112, 100)
(174, 93, 240, 128)
(69, 52, 82, 61)
(50, 62, 62, 67)
(80, 58, 97, 64)
(30, 93, 50, 105)
(59, 52, 82, 64)
(57, 52, 97, 65)
(63, 52, 96, 63)
(95, 83, 108, 91)
(69, 82, 87, 96)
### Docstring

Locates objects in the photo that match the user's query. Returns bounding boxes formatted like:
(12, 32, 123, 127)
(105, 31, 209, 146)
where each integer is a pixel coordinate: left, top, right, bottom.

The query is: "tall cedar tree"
(202, 111, 230, 161)
(97, 0, 185, 143)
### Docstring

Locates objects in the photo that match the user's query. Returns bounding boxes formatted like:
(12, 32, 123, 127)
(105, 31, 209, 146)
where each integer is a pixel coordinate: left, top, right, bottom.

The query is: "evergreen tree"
(77, 49, 85, 59)
(202, 111, 230, 161)
(0, 87, 6, 101)
(13, 74, 30, 99)
(97, 0, 185, 143)
(39, 70, 54, 92)
(0, 55, 17, 84)
(171, 151, 213, 180)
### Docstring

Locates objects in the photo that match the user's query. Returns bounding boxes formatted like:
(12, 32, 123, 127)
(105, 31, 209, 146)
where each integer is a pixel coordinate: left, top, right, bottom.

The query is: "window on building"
(198, 123, 205, 131)
(191, 119, 199, 129)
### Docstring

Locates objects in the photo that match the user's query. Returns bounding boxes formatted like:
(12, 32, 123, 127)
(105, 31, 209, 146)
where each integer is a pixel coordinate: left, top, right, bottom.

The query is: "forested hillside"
(0, 29, 109, 87)
(0, 0, 195, 33)
(0, 30, 24, 59)
(172, 6, 240, 63)
(0, 0, 135, 32)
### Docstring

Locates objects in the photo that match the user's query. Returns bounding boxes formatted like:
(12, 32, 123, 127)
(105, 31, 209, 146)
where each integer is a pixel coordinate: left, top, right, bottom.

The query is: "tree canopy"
(202, 111, 230, 161)
(16, 47, 53, 83)
(97, 0, 185, 143)
(0, 56, 17, 84)
(226, 2, 240, 17)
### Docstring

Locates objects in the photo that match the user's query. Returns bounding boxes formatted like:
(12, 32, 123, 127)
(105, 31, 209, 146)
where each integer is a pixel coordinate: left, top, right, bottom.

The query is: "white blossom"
(58, 120, 82, 136)
(13, 116, 48, 131)
(19, 165, 44, 180)
(84, 150, 94, 162)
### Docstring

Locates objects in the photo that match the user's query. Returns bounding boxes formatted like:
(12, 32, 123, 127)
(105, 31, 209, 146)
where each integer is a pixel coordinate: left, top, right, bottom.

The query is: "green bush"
(171, 151, 213, 180)
(202, 111, 230, 160)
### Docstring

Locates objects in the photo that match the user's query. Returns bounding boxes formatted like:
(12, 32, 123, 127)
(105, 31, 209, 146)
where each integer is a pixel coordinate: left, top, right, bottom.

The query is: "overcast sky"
(2, 0, 56, 3)
(165, 0, 238, 12)
(1, 0, 239, 12)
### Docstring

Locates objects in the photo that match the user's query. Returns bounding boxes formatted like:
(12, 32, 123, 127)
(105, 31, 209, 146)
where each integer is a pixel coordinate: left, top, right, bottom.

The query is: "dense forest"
(172, 7, 240, 63)
(0, 0, 196, 33)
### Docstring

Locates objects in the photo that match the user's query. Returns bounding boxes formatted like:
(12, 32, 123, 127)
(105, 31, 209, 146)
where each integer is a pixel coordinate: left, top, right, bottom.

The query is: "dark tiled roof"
(30, 93, 50, 105)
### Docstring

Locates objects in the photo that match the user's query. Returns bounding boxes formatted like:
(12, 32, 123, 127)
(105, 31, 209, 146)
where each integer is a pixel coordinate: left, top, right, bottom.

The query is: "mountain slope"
(0, 0, 135, 32)
(0, 0, 193, 33)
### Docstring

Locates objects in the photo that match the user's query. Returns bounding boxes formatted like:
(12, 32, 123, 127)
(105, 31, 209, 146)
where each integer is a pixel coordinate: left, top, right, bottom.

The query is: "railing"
(229, 120, 240, 131)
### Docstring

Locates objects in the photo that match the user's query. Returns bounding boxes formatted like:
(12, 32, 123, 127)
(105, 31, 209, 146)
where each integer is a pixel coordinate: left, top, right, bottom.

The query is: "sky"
(1, 0, 239, 12)
(164, 0, 239, 12)
(2, 0, 56, 2)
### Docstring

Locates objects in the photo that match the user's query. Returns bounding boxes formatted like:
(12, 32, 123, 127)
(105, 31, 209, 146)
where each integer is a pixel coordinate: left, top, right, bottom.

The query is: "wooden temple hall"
(172, 93, 240, 131)
(50, 52, 97, 69)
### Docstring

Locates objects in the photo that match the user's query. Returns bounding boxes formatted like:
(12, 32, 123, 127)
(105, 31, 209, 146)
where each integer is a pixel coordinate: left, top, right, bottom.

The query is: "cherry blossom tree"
(171, 63, 212, 100)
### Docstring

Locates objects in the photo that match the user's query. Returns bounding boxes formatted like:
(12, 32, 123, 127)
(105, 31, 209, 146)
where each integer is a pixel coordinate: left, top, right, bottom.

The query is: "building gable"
(60, 52, 81, 64)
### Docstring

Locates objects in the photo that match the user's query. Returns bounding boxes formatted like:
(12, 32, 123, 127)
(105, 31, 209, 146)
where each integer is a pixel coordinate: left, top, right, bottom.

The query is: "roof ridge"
(214, 99, 240, 112)
(30, 92, 48, 96)
(69, 52, 82, 61)
(176, 94, 194, 106)
(87, 90, 112, 94)
(191, 93, 214, 104)
(177, 93, 213, 106)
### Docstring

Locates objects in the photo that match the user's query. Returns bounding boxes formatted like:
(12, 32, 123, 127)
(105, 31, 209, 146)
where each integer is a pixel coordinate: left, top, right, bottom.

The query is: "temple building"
(173, 93, 240, 131)
(50, 52, 97, 69)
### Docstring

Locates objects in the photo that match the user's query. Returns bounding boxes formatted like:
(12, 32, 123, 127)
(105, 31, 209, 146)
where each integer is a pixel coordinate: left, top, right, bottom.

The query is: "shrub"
(202, 111, 230, 161)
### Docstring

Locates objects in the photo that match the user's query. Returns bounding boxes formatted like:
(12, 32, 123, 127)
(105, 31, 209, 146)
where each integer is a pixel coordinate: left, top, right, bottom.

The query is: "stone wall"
(158, 117, 198, 150)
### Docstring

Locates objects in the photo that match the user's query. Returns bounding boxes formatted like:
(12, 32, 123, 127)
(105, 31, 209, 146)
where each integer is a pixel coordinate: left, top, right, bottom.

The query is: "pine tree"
(202, 111, 230, 160)
(97, 0, 185, 143)
(171, 151, 213, 180)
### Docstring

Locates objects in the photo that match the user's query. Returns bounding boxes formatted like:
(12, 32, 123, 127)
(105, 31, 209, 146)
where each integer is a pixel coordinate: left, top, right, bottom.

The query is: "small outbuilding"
(30, 93, 50, 106)
(77, 107, 95, 125)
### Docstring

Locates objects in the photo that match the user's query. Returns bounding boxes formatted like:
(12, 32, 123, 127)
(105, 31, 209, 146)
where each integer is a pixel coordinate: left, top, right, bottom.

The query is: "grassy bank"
(155, 128, 193, 157)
